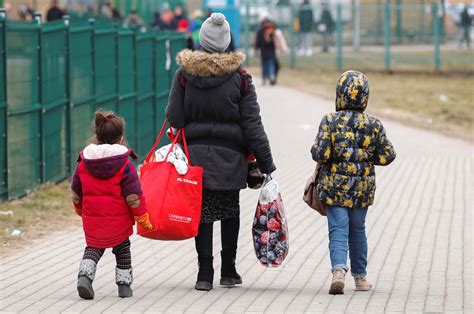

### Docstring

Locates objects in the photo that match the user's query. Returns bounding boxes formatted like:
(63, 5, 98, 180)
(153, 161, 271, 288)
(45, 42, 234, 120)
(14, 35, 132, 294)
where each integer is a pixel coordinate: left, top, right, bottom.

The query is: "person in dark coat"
(166, 13, 276, 291)
(459, 6, 472, 49)
(151, 11, 165, 30)
(46, 0, 65, 22)
(298, 0, 314, 56)
(319, 3, 334, 52)
(255, 18, 277, 85)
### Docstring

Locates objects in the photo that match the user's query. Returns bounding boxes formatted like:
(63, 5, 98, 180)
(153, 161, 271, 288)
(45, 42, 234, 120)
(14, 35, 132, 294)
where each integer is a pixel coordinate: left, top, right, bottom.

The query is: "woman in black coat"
(166, 13, 276, 291)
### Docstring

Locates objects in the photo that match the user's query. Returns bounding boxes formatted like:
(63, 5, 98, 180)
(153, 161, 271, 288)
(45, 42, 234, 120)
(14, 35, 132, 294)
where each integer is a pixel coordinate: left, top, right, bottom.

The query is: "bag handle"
(162, 127, 194, 167)
(145, 119, 194, 166)
(145, 119, 169, 163)
(163, 128, 183, 159)
(180, 129, 192, 166)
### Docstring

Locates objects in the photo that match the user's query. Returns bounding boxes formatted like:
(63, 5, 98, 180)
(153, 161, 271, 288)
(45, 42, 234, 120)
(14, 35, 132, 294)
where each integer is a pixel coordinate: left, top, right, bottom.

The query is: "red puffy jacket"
(71, 144, 148, 248)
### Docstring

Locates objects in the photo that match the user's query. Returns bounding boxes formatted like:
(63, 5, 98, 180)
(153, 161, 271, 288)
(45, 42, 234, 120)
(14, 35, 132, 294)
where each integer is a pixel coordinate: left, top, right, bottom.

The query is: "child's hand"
(74, 206, 82, 217)
(73, 203, 82, 216)
(135, 213, 153, 230)
(72, 192, 82, 216)
(166, 127, 178, 141)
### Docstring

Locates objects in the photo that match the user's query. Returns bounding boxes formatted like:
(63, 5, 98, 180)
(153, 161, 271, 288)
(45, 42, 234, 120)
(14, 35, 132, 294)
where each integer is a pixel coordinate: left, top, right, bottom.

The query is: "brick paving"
(1, 83, 472, 313)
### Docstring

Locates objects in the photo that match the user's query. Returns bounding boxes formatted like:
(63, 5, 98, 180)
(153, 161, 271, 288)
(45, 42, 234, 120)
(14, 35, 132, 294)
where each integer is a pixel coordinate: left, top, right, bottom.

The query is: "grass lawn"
(0, 182, 80, 255)
(247, 52, 474, 141)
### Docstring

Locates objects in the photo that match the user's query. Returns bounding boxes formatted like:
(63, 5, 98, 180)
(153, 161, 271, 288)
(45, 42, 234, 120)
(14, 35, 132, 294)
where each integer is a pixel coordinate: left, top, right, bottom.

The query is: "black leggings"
(82, 239, 131, 269)
(195, 217, 240, 258)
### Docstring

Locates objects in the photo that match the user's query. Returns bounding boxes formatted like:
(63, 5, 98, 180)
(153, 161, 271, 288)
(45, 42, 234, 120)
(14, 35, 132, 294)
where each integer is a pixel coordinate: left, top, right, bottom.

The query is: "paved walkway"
(1, 83, 472, 313)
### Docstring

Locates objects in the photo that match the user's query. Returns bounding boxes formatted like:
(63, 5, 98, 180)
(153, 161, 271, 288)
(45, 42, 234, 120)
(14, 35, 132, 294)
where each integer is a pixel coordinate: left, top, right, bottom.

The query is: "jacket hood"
(79, 144, 137, 179)
(177, 49, 246, 88)
(335, 70, 369, 112)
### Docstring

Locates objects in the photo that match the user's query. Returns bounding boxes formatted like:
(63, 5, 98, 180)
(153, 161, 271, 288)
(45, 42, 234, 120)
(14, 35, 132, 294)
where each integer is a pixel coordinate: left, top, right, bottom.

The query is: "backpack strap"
(179, 71, 188, 88)
(238, 68, 251, 97)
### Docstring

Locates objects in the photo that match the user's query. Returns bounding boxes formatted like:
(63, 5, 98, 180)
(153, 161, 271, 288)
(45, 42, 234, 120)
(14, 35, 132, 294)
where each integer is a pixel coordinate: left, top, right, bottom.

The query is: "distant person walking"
(151, 11, 165, 30)
(298, 0, 314, 56)
(255, 17, 277, 85)
(459, 6, 472, 49)
(46, 0, 65, 22)
(311, 71, 396, 295)
(124, 10, 145, 29)
(319, 3, 334, 53)
(166, 13, 276, 291)
(172, 6, 188, 30)
(100, 2, 113, 19)
(18, 3, 35, 21)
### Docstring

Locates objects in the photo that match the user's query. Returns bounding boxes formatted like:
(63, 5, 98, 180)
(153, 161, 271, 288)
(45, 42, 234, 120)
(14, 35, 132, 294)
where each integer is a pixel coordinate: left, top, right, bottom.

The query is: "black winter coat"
(255, 27, 276, 59)
(166, 50, 276, 190)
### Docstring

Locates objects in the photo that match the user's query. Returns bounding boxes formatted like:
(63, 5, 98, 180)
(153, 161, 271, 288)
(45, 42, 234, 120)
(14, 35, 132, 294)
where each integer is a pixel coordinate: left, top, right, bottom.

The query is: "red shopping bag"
(138, 121, 203, 240)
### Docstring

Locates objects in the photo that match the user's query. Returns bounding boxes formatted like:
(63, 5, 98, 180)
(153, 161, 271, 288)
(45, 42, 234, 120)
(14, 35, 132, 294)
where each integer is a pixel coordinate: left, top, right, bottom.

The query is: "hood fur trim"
(83, 144, 129, 160)
(177, 49, 246, 77)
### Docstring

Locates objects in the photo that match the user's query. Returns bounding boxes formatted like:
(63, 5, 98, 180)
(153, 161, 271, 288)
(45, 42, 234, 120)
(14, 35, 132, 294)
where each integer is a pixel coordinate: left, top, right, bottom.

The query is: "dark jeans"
(195, 217, 240, 259)
(460, 27, 471, 47)
(261, 57, 276, 81)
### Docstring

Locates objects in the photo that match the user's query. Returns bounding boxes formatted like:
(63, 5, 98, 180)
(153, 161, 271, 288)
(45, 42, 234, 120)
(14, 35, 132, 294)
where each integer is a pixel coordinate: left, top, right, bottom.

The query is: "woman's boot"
(220, 250, 242, 287)
(195, 256, 214, 291)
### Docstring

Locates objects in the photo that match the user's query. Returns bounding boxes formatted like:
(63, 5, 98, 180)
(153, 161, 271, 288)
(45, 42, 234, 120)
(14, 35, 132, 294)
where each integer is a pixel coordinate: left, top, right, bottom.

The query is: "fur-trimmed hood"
(79, 144, 137, 180)
(177, 49, 246, 79)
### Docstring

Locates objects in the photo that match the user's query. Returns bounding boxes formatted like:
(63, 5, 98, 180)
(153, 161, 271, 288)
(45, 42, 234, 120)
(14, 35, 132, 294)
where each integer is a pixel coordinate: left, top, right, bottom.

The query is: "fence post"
(245, 0, 250, 65)
(0, 9, 7, 200)
(396, 0, 402, 43)
(352, 0, 360, 51)
(384, 2, 391, 71)
(34, 13, 45, 183)
(420, 0, 425, 42)
(88, 18, 96, 111)
(432, 3, 441, 72)
(63, 15, 71, 175)
(289, 3, 296, 69)
(336, 4, 343, 70)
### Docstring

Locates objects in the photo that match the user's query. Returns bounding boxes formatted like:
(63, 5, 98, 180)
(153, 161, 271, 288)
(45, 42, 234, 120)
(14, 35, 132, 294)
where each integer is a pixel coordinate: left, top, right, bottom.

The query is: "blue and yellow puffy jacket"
(311, 71, 396, 209)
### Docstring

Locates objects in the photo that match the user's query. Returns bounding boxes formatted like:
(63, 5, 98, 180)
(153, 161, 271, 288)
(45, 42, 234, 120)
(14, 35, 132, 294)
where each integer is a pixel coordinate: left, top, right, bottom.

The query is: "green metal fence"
(117, 28, 137, 150)
(6, 20, 42, 199)
(41, 20, 69, 185)
(0, 14, 186, 201)
(135, 32, 156, 159)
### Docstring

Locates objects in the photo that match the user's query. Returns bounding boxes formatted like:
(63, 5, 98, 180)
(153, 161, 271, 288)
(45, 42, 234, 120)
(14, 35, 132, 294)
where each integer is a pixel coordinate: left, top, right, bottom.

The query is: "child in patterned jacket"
(71, 111, 153, 300)
(311, 70, 396, 295)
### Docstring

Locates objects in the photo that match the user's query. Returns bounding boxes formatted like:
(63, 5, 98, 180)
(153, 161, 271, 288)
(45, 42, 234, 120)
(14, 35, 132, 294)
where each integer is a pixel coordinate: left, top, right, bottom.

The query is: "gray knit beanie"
(199, 13, 231, 52)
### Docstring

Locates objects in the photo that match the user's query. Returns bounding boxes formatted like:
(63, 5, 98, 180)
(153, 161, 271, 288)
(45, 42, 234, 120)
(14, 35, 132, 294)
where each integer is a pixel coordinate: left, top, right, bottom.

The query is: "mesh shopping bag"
(252, 176, 289, 267)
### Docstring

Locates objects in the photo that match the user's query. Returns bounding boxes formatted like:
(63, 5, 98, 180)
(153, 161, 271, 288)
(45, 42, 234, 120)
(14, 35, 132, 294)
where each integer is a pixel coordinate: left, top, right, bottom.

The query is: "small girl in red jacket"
(71, 111, 153, 300)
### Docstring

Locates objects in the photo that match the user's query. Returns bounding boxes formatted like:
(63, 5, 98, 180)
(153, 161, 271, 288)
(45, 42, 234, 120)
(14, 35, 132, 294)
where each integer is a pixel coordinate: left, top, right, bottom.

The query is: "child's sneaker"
(354, 276, 372, 291)
(329, 268, 346, 295)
